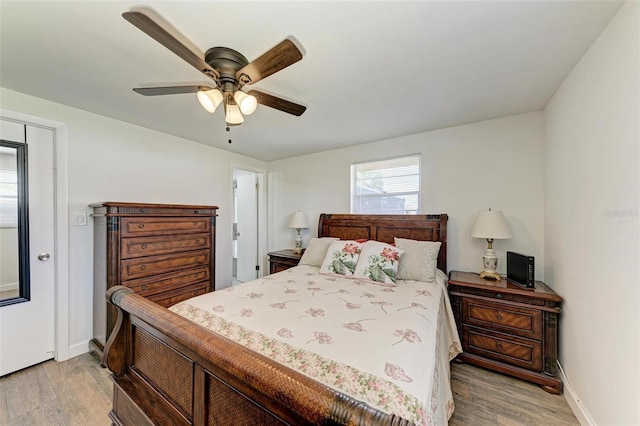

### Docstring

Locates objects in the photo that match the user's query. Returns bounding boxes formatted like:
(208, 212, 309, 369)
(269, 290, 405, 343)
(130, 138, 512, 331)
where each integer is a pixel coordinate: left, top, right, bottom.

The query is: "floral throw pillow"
(319, 240, 363, 277)
(353, 241, 405, 286)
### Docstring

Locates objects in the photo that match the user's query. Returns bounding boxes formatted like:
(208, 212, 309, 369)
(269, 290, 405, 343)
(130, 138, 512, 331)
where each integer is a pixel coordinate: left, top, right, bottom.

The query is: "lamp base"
(480, 248, 501, 281)
(480, 271, 502, 281)
(293, 230, 302, 254)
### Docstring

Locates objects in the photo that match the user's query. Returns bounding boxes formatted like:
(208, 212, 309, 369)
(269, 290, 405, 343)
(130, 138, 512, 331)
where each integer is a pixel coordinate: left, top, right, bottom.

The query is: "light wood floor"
(0, 353, 578, 425)
(0, 289, 19, 300)
(449, 362, 578, 425)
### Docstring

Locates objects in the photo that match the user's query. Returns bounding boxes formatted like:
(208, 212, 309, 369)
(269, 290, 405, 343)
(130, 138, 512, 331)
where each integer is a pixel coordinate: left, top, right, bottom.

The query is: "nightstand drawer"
(463, 326, 542, 371)
(462, 298, 542, 340)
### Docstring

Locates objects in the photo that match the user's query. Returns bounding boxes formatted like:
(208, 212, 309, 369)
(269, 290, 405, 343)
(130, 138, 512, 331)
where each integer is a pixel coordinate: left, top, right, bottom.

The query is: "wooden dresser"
(90, 202, 218, 359)
(448, 270, 563, 394)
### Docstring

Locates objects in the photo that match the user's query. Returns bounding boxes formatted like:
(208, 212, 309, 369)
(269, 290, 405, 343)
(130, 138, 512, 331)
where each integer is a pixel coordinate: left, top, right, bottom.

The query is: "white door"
(235, 171, 258, 283)
(0, 120, 56, 376)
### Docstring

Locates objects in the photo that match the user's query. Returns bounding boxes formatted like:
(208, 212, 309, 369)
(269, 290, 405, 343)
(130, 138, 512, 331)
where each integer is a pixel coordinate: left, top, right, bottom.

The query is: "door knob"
(37, 253, 50, 261)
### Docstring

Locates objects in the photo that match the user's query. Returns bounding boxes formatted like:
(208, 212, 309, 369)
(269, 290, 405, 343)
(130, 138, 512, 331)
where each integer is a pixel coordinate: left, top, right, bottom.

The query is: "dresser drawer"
(463, 326, 542, 371)
(120, 233, 210, 259)
(121, 217, 210, 237)
(148, 282, 209, 308)
(462, 298, 542, 340)
(122, 267, 210, 297)
(121, 250, 210, 281)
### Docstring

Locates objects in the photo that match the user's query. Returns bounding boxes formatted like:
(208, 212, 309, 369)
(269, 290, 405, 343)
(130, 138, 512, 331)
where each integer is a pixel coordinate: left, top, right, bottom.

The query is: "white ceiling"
(0, 1, 623, 161)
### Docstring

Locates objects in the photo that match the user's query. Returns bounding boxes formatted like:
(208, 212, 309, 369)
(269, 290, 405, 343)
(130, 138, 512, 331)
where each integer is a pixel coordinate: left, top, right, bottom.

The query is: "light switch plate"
(74, 211, 87, 226)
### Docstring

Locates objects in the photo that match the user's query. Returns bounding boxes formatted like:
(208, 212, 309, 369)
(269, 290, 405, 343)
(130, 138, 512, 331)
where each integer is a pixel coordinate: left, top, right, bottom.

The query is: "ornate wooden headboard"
(317, 213, 448, 272)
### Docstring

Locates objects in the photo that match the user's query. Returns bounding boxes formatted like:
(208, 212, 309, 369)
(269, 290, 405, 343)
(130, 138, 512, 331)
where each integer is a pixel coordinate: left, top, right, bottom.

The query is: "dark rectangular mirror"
(0, 140, 30, 306)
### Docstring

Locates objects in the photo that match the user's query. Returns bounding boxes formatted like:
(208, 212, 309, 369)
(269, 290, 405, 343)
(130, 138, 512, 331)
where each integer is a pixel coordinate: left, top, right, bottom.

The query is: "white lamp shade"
(233, 90, 258, 115)
(197, 89, 223, 113)
(288, 210, 309, 229)
(470, 209, 512, 239)
(225, 101, 244, 125)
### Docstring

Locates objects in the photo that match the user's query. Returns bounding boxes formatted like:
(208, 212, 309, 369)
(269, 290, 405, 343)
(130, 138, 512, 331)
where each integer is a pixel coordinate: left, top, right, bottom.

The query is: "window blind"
(351, 154, 420, 215)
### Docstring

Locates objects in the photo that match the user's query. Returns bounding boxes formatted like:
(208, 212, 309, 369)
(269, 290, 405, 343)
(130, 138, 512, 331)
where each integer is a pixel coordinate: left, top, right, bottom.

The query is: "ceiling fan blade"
(237, 39, 303, 85)
(248, 90, 306, 116)
(123, 10, 219, 80)
(133, 85, 214, 96)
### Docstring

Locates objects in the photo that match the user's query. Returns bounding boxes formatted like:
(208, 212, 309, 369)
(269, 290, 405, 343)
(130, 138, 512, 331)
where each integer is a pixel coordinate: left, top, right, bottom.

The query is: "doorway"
(0, 109, 69, 368)
(0, 119, 56, 376)
(232, 167, 265, 284)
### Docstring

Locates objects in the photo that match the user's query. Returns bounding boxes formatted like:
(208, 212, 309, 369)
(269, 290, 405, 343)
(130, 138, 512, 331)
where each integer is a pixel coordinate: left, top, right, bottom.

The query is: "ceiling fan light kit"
(224, 97, 244, 126)
(123, 9, 306, 132)
(233, 90, 258, 115)
(197, 89, 223, 113)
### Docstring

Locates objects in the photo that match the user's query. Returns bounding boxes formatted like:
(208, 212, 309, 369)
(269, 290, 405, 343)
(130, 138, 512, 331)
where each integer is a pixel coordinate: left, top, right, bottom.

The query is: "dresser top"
(448, 270, 562, 302)
(268, 249, 304, 259)
(90, 202, 218, 210)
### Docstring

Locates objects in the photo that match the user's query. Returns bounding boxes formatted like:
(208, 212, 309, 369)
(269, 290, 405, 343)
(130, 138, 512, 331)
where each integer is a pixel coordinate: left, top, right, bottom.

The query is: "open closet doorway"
(232, 167, 265, 285)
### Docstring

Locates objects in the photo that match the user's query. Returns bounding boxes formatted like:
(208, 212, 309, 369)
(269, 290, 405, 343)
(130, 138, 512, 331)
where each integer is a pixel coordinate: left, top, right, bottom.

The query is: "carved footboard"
(104, 286, 413, 425)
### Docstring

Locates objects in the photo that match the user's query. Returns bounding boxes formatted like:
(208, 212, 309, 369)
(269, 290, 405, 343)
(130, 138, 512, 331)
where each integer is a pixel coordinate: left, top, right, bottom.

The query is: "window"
(351, 154, 421, 215)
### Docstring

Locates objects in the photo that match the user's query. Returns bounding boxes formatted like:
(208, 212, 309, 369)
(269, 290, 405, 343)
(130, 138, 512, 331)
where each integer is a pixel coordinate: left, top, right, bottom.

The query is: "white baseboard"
(0, 282, 18, 291)
(558, 361, 596, 425)
(68, 340, 91, 359)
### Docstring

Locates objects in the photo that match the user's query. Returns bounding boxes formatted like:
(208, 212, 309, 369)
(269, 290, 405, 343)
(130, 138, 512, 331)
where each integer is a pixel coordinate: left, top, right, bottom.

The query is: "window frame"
(350, 153, 422, 215)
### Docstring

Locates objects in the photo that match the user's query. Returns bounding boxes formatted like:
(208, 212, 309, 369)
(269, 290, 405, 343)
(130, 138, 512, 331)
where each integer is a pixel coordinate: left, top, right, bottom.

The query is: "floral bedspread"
(170, 265, 461, 425)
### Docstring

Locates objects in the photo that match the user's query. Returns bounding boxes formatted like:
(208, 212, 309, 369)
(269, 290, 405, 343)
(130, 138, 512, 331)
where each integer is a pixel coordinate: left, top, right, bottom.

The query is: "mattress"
(170, 265, 461, 425)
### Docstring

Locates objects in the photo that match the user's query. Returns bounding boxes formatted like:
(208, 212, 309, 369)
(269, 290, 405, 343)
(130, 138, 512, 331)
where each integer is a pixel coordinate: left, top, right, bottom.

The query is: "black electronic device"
(506, 251, 535, 288)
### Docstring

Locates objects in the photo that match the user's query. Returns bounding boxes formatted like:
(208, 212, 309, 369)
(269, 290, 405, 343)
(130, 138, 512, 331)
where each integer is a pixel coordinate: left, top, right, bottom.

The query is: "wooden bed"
(103, 213, 448, 425)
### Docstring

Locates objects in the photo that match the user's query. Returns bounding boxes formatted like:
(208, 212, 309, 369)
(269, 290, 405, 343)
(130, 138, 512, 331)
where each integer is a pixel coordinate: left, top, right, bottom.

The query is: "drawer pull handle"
(138, 224, 145, 229)
(193, 222, 198, 226)
(496, 293, 503, 299)
(194, 257, 199, 261)
(140, 265, 147, 270)
(496, 342, 503, 350)
(141, 244, 147, 249)
(142, 284, 148, 290)
(496, 312, 503, 320)
(195, 239, 200, 244)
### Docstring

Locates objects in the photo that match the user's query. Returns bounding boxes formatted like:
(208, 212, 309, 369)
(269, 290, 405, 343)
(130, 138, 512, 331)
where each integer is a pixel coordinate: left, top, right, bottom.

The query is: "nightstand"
(267, 249, 303, 274)
(448, 270, 563, 394)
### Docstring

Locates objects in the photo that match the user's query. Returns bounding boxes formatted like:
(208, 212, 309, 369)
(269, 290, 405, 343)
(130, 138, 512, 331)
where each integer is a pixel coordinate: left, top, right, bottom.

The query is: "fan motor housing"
(205, 47, 249, 79)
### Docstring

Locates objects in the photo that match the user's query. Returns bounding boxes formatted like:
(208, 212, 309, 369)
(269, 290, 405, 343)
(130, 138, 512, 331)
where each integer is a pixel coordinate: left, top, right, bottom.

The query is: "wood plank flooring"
(449, 362, 579, 425)
(0, 354, 111, 425)
(0, 353, 578, 425)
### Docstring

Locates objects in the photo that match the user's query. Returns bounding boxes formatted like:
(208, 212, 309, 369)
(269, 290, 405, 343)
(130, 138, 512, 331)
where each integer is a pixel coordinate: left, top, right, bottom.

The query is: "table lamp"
(288, 210, 309, 254)
(470, 208, 512, 281)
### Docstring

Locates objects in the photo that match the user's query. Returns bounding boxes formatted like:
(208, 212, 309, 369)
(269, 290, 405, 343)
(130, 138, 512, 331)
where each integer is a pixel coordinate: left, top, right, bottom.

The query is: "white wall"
(268, 112, 545, 277)
(544, 2, 639, 424)
(0, 88, 267, 357)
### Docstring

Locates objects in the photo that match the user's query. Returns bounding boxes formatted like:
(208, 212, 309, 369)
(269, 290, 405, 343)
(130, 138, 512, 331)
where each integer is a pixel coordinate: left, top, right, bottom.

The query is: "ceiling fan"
(122, 9, 306, 128)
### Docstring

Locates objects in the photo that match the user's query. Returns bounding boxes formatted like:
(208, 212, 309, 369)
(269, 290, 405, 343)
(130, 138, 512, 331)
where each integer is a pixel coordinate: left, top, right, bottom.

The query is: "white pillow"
(298, 237, 339, 267)
(319, 240, 363, 277)
(394, 238, 441, 282)
(353, 241, 405, 286)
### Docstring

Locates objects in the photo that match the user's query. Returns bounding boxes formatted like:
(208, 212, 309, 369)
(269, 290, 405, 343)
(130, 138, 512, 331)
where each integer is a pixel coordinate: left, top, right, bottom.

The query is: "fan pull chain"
(226, 126, 232, 144)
